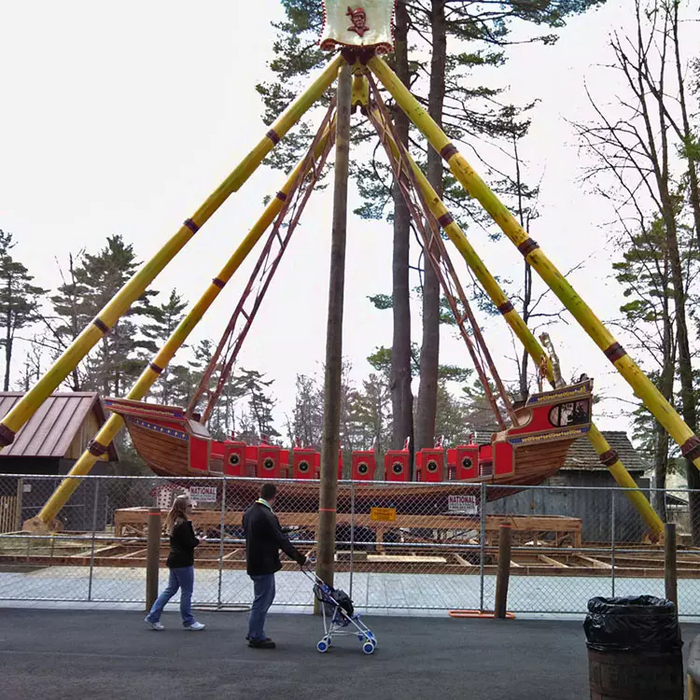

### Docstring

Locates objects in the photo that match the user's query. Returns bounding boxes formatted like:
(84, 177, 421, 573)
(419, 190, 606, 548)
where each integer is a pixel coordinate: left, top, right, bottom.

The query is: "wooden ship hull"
(104, 379, 594, 513)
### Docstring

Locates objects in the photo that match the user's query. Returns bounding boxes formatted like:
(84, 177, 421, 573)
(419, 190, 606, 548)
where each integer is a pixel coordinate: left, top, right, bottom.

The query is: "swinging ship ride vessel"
(103, 0, 596, 513)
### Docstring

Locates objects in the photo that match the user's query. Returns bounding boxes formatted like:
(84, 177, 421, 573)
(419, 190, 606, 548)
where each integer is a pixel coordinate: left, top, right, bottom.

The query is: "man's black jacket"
(242, 500, 305, 576)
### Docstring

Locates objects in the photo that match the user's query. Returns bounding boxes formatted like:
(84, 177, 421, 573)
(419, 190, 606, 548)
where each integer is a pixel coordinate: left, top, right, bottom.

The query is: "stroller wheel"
(317, 640, 329, 653)
(362, 641, 375, 655)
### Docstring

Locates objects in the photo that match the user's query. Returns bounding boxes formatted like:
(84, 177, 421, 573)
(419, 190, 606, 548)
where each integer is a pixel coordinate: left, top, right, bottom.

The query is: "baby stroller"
(302, 565, 377, 654)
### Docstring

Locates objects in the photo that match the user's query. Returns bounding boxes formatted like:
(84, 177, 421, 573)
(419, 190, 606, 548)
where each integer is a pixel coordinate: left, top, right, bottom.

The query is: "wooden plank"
(366, 554, 446, 564)
(575, 554, 612, 570)
(538, 554, 569, 568)
(454, 553, 477, 568)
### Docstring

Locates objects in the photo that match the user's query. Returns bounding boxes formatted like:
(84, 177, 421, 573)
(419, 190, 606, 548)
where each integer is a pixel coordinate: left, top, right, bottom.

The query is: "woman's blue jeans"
(146, 565, 196, 627)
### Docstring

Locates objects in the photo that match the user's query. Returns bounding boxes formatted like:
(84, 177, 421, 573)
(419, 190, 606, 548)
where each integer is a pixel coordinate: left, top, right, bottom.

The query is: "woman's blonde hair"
(165, 494, 191, 535)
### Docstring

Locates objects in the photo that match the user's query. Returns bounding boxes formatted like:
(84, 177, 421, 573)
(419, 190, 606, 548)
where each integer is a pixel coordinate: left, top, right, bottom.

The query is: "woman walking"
(145, 494, 205, 631)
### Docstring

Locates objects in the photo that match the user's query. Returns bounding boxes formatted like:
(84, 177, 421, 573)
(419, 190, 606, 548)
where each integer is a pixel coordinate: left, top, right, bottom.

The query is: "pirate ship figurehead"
(320, 1, 396, 56)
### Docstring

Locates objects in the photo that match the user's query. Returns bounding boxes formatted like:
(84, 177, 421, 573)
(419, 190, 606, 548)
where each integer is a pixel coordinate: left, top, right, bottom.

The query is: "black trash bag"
(584, 596, 681, 653)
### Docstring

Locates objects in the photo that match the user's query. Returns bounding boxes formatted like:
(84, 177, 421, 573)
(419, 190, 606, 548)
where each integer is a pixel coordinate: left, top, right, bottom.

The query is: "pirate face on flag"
(320, 1, 395, 54)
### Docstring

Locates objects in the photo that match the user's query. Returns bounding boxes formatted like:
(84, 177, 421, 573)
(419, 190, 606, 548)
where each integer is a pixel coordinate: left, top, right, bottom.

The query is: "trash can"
(583, 596, 683, 699)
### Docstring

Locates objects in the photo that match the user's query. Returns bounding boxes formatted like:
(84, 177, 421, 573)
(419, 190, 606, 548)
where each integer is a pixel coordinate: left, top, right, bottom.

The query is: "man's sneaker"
(145, 617, 164, 631)
(184, 621, 206, 631)
(248, 637, 276, 649)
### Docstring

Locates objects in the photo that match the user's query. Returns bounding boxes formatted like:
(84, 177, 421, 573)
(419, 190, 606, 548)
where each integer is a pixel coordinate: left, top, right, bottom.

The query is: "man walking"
(243, 483, 307, 648)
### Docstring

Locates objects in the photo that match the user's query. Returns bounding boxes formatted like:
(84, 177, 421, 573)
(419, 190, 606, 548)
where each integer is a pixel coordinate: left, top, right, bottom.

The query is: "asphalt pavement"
(0, 608, 698, 699)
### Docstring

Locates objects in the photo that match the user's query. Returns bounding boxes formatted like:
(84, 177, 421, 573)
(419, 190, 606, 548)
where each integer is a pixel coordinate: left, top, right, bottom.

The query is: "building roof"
(562, 430, 649, 473)
(0, 392, 118, 460)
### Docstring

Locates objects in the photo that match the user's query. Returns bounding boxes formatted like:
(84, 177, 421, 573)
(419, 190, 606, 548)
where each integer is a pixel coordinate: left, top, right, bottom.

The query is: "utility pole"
(316, 60, 352, 594)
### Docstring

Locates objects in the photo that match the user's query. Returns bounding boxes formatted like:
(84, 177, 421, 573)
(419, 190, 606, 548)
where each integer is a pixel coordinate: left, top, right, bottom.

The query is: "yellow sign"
(370, 507, 396, 522)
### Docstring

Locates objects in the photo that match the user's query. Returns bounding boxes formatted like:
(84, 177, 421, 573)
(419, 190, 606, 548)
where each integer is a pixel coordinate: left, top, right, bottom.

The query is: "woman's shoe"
(184, 621, 206, 631)
(145, 617, 164, 631)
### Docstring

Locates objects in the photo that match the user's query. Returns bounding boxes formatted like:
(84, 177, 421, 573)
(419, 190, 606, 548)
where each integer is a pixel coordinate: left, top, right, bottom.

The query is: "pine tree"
(0, 230, 47, 390)
(50, 235, 157, 396)
(228, 368, 280, 443)
(140, 289, 188, 405)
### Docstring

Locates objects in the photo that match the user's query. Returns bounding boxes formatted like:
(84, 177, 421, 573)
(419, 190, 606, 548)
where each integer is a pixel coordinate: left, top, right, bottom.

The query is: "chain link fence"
(0, 474, 698, 616)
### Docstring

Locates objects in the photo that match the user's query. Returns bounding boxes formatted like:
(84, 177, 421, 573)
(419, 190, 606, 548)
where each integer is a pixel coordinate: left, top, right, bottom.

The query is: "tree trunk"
(415, 0, 446, 452)
(519, 261, 532, 399)
(317, 62, 351, 591)
(389, 0, 414, 461)
(4, 291, 11, 391)
(653, 257, 674, 522)
(671, 2, 700, 248)
(660, 194, 699, 540)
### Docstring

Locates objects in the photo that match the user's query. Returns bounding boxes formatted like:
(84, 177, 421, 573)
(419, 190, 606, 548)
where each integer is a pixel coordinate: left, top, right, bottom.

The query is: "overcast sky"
(2, 0, 696, 440)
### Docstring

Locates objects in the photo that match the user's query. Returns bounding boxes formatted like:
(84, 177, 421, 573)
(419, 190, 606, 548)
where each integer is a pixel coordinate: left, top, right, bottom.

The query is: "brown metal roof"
(0, 392, 118, 460)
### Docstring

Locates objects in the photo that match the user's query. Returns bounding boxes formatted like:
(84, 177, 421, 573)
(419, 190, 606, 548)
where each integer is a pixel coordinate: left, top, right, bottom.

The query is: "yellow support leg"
(369, 105, 664, 539)
(368, 55, 700, 474)
(0, 54, 342, 453)
(25, 127, 334, 531)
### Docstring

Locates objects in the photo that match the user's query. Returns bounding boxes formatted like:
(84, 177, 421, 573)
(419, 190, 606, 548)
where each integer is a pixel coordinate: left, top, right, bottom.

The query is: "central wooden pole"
(316, 60, 352, 595)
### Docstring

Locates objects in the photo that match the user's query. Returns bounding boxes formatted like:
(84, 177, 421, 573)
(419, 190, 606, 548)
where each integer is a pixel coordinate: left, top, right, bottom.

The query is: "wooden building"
(484, 430, 650, 543)
(0, 393, 118, 531)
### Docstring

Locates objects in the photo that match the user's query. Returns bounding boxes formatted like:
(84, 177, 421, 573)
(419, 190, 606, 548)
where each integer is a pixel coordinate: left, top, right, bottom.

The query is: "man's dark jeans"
(248, 573, 276, 641)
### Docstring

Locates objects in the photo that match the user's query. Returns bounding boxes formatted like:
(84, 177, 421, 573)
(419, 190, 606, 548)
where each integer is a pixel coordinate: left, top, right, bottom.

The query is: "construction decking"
(114, 507, 583, 547)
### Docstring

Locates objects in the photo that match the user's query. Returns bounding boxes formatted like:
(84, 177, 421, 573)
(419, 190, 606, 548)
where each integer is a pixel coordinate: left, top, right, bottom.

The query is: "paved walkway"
(2, 566, 700, 618)
(4, 609, 697, 699)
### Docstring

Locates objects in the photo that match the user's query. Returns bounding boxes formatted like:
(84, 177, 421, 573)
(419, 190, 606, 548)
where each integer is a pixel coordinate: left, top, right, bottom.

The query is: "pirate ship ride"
(24, 0, 670, 539)
(102, 0, 595, 509)
(105, 378, 593, 502)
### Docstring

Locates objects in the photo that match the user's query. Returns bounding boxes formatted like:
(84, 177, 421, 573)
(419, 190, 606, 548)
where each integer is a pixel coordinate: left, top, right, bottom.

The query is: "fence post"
(87, 480, 100, 602)
(146, 508, 161, 612)
(479, 482, 486, 613)
(217, 477, 227, 609)
(665, 522, 678, 610)
(349, 481, 355, 600)
(494, 523, 511, 619)
(15, 477, 23, 531)
(611, 490, 616, 598)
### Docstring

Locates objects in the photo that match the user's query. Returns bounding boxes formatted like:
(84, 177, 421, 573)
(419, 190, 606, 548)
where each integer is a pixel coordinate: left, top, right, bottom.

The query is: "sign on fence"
(189, 486, 218, 504)
(370, 507, 396, 522)
(448, 495, 479, 515)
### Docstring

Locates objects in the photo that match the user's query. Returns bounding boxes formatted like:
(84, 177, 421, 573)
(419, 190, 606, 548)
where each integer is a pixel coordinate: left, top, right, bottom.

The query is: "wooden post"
(494, 523, 512, 619)
(665, 522, 678, 609)
(15, 478, 22, 531)
(688, 635, 700, 698)
(146, 509, 161, 613)
(316, 60, 351, 603)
